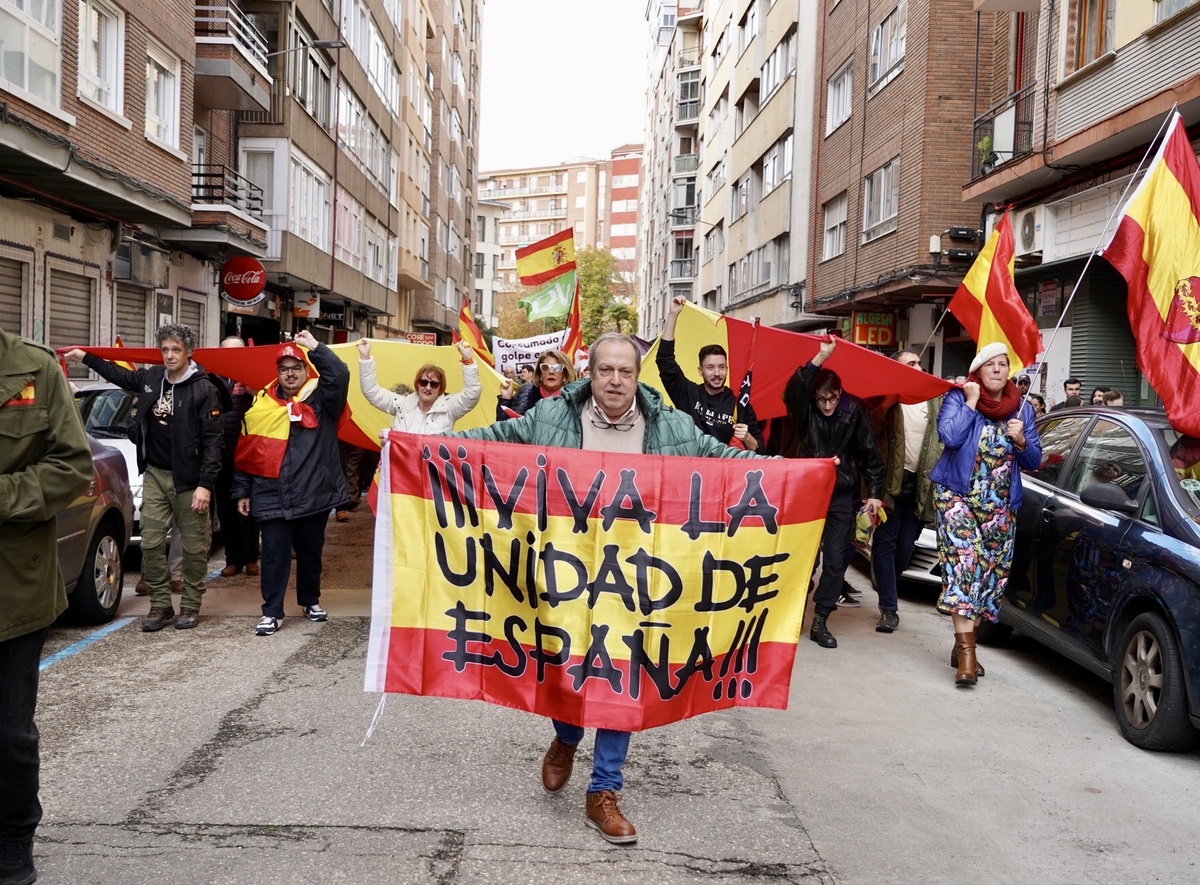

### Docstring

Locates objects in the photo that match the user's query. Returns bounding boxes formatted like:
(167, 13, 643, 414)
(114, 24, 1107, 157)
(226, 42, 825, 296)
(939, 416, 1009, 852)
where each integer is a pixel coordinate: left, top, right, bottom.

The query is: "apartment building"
(638, 0, 818, 340)
(964, 0, 1200, 405)
(473, 197, 508, 328)
(411, 0, 479, 339)
(478, 150, 642, 291)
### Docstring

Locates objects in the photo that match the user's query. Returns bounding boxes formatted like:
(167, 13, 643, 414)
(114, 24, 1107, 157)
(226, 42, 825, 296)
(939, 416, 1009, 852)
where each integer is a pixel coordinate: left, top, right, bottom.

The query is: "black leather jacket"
(782, 361, 884, 498)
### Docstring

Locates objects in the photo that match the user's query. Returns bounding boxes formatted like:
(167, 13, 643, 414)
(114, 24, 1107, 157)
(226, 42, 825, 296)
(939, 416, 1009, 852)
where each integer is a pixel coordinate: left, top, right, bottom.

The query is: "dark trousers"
(259, 511, 329, 618)
(814, 490, 857, 617)
(217, 462, 259, 568)
(871, 490, 925, 613)
(0, 627, 49, 845)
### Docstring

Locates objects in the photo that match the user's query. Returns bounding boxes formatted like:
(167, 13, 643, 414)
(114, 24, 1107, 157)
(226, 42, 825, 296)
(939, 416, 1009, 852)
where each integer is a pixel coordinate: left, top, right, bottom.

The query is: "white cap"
(968, 342, 1009, 375)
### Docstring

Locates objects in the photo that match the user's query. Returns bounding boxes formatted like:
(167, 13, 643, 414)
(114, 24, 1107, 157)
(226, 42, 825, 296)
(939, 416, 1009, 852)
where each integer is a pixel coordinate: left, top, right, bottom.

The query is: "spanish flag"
(946, 212, 1042, 376)
(561, 277, 583, 359)
(364, 434, 836, 731)
(1100, 111, 1200, 437)
(113, 336, 135, 371)
(515, 228, 575, 286)
(453, 296, 495, 367)
(234, 377, 319, 478)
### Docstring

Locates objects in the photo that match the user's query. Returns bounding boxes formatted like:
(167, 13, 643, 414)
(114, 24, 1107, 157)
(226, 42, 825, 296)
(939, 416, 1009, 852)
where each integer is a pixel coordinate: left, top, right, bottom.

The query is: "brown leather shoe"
(335, 510, 351, 522)
(220, 565, 242, 577)
(245, 563, 260, 576)
(954, 632, 979, 686)
(541, 736, 579, 794)
(135, 578, 149, 596)
(950, 639, 986, 676)
(141, 606, 175, 632)
(585, 790, 637, 844)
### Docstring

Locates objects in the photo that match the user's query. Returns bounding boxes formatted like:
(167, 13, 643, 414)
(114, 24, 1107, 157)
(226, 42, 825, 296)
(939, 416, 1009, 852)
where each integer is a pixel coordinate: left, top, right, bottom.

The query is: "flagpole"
(1025, 107, 1176, 405)
(918, 306, 950, 365)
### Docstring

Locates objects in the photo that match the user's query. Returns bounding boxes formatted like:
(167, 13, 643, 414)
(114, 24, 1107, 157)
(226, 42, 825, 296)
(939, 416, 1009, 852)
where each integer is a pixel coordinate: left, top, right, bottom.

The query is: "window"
(760, 32, 795, 99)
(869, 0, 907, 88)
(737, 1, 758, 56)
(1029, 417, 1090, 486)
(1075, 0, 1114, 68)
(1156, 0, 1198, 22)
(291, 28, 331, 128)
(1064, 421, 1148, 503)
(78, 0, 123, 112)
(827, 59, 852, 134)
(762, 133, 793, 197)
(612, 174, 639, 188)
(611, 223, 636, 237)
(732, 174, 750, 220)
(823, 194, 847, 259)
(0, 0, 61, 105)
(145, 43, 180, 149)
(290, 148, 331, 250)
(863, 158, 899, 241)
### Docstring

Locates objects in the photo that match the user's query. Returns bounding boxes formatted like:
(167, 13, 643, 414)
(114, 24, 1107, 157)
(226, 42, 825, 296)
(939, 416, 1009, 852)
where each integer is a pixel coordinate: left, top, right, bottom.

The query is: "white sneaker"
(304, 604, 328, 622)
(255, 616, 282, 636)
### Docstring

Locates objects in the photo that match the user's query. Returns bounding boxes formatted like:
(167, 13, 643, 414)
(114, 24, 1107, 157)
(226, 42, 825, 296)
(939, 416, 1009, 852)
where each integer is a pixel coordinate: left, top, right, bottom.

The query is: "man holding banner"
(444, 332, 765, 845)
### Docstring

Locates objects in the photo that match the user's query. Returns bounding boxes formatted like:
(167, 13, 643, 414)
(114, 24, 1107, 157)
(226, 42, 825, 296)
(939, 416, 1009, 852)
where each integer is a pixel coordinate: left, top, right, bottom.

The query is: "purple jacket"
(929, 388, 1042, 511)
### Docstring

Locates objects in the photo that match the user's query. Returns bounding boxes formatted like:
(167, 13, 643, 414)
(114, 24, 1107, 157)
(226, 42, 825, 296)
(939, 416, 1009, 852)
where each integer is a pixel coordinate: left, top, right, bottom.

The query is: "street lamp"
(266, 39, 346, 57)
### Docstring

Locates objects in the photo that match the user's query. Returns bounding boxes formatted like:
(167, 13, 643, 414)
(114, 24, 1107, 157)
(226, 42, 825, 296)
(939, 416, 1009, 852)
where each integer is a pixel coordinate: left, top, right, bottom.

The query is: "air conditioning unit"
(115, 241, 171, 288)
(1015, 205, 1045, 257)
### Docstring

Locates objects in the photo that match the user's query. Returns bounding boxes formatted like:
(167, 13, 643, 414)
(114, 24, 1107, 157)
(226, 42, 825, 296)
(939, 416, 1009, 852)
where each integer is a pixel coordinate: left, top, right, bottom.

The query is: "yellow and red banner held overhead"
(454, 297, 496, 367)
(364, 435, 835, 731)
(1100, 111, 1200, 437)
(947, 212, 1042, 376)
(515, 228, 576, 286)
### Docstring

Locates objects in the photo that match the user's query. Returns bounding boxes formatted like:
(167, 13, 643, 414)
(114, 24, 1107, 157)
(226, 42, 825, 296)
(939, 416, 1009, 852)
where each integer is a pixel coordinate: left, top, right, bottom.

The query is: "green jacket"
(448, 379, 764, 460)
(0, 328, 93, 642)
(882, 396, 943, 523)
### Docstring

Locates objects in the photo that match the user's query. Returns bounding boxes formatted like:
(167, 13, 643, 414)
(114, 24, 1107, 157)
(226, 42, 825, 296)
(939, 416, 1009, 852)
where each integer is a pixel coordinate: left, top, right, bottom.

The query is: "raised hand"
(356, 338, 371, 358)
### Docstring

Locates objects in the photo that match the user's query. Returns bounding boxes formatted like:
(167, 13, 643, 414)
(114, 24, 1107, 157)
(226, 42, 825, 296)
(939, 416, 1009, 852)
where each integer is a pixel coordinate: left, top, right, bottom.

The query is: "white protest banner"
(492, 329, 569, 375)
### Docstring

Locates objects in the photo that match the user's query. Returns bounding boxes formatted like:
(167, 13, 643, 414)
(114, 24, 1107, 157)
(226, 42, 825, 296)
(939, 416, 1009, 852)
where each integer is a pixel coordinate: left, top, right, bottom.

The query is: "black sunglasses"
(418, 379, 441, 389)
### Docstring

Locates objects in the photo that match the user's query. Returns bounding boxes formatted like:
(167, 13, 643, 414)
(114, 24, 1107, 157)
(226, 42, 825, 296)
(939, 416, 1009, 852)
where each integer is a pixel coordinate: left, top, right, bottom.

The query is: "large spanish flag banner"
(946, 212, 1042, 376)
(452, 296, 496, 367)
(515, 228, 576, 286)
(364, 434, 835, 731)
(1100, 111, 1200, 437)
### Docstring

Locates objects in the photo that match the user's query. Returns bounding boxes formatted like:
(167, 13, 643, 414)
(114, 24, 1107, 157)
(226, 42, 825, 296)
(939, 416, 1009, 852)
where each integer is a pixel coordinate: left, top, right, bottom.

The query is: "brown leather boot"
(585, 790, 637, 844)
(950, 640, 986, 676)
(954, 632, 978, 686)
(541, 736, 578, 794)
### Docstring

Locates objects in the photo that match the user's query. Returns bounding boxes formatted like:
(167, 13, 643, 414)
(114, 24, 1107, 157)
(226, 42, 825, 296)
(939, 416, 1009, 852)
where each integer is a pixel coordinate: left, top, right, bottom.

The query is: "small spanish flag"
(515, 228, 576, 286)
(3, 381, 36, 407)
(113, 336, 135, 371)
(452, 297, 495, 367)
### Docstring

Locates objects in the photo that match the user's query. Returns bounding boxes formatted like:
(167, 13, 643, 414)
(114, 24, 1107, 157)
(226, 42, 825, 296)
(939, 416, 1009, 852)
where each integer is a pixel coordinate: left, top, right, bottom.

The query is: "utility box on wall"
(114, 241, 171, 289)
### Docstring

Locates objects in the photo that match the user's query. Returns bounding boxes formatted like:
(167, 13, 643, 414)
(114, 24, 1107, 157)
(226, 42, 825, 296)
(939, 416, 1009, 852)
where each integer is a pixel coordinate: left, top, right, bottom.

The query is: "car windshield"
(76, 390, 132, 439)
(1162, 429, 1200, 512)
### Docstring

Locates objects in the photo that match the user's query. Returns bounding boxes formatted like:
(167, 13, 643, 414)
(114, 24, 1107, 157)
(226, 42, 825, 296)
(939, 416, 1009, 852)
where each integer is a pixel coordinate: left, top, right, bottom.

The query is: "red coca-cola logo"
(220, 256, 266, 304)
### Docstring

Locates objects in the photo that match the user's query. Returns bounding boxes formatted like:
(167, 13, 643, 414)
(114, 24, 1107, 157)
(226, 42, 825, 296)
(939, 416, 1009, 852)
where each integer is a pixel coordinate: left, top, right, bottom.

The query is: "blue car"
(989, 406, 1200, 751)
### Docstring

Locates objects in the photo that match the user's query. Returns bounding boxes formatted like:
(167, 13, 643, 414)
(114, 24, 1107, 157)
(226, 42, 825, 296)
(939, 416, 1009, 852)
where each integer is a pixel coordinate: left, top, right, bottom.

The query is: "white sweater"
(359, 357, 482, 435)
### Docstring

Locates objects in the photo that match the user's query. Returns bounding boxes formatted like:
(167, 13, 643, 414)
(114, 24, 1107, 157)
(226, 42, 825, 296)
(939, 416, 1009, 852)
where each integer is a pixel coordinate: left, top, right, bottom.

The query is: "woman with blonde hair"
(496, 348, 577, 419)
(357, 339, 481, 433)
(930, 343, 1042, 686)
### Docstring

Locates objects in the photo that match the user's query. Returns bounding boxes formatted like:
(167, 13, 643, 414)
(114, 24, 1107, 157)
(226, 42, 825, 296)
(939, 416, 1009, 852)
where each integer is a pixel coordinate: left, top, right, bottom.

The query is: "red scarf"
(539, 384, 563, 399)
(968, 374, 1022, 421)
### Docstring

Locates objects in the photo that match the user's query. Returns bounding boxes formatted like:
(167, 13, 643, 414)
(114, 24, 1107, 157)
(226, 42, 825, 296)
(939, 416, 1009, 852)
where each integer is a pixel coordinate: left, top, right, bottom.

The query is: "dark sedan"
(986, 407, 1200, 751)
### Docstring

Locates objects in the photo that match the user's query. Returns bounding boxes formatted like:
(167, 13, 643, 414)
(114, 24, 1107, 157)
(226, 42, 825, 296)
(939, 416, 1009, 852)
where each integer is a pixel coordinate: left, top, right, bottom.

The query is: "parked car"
(74, 383, 141, 545)
(984, 406, 1200, 751)
(57, 435, 134, 624)
(861, 524, 941, 589)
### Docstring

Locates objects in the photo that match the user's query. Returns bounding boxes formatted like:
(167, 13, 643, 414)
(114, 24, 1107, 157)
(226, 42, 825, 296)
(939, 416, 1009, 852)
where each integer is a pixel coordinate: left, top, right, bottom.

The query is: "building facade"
(965, 0, 1200, 406)
(473, 197, 508, 329)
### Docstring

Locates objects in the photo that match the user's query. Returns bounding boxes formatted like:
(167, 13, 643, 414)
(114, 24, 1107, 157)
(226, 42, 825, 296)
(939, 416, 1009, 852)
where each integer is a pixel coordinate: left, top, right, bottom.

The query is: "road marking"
(40, 617, 135, 672)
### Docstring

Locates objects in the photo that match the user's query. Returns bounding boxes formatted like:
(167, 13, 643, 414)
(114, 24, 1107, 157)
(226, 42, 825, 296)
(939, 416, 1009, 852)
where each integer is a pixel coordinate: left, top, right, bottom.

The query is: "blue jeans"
(871, 493, 925, 612)
(552, 720, 631, 793)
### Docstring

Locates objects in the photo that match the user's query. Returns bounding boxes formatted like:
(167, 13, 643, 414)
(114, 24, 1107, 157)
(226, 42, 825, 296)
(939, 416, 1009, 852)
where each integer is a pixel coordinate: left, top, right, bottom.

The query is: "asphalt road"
(37, 513, 1200, 884)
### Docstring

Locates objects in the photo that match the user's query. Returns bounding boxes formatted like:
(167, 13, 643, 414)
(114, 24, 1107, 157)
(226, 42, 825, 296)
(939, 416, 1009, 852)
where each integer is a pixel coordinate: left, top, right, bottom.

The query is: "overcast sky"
(478, 0, 649, 171)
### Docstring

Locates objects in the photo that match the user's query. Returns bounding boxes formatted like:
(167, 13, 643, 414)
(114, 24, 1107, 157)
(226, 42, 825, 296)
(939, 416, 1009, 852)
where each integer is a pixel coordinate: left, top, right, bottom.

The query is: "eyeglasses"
(539, 363, 566, 374)
(417, 378, 441, 389)
(815, 393, 842, 405)
(278, 364, 306, 376)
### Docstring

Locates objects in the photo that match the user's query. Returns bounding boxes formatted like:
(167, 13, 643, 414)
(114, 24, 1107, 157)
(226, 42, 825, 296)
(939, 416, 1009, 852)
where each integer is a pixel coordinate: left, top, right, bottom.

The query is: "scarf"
(539, 384, 563, 399)
(234, 379, 319, 477)
(968, 374, 1022, 422)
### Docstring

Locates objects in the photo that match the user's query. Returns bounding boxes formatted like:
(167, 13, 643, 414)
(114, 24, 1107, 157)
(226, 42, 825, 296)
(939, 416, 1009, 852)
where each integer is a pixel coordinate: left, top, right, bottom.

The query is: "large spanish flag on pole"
(453, 296, 495, 367)
(946, 212, 1042, 375)
(1100, 110, 1200, 437)
(364, 435, 835, 731)
(515, 228, 576, 286)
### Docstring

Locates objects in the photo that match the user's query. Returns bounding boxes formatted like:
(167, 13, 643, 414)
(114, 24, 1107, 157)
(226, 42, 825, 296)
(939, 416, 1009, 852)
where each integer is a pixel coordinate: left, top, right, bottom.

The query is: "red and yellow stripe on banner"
(364, 434, 836, 731)
(1101, 111, 1200, 437)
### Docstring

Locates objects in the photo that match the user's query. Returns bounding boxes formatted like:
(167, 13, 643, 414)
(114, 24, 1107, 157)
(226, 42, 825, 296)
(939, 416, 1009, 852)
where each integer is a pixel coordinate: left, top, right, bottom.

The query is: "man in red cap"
(232, 330, 351, 636)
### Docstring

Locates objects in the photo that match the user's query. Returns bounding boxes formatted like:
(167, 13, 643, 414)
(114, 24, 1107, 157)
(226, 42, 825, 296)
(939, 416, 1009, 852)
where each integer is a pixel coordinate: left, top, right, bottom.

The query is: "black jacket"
(83, 354, 223, 492)
(496, 382, 547, 420)
(782, 361, 884, 498)
(230, 342, 351, 521)
(654, 338, 764, 447)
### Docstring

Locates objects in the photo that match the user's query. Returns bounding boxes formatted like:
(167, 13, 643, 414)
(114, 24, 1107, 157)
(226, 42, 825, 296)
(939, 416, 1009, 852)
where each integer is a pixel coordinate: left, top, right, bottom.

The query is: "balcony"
(669, 258, 695, 280)
(160, 164, 268, 257)
(411, 289, 456, 332)
(194, 3, 272, 112)
(675, 100, 700, 127)
(505, 206, 568, 219)
(670, 206, 696, 228)
(674, 153, 698, 174)
(971, 83, 1036, 179)
(677, 51, 701, 69)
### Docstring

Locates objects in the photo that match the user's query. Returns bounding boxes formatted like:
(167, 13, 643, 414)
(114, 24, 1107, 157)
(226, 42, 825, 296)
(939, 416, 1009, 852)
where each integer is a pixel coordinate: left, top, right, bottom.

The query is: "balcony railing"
(670, 206, 696, 228)
(481, 183, 566, 197)
(505, 207, 568, 219)
(675, 100, 699, 124)
(972, 83, 1036, 179)
(677, 51, 700, 68)
(669, 258, 695, 279)
(192, 164, 264, 217)
(674, 153, 698, 174)
(195, 4, 269, 74)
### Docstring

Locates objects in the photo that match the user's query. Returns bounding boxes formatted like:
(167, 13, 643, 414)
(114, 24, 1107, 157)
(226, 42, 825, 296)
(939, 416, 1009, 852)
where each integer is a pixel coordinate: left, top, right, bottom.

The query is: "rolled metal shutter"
(115, 286, 149, 348)
(1069, 263, 1140, 404)
(48, 270, 95, 379)
(0, 257, 23, 335)
(178, 297, 205, 347)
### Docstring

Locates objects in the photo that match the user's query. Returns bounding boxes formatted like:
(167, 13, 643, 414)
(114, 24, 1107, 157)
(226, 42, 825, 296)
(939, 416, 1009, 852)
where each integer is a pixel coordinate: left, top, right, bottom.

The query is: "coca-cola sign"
(220, 256, 267, 306)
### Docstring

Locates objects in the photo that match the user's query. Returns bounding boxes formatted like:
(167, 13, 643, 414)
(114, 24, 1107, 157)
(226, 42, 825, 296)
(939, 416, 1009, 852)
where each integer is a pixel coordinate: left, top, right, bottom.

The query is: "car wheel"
(67, 519, 125, 625)
(1112, 612, 1200, 752)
